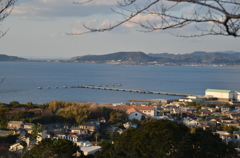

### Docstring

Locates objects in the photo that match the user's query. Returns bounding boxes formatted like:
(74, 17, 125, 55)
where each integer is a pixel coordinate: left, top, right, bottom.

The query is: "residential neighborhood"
(0, 89, 240, 157)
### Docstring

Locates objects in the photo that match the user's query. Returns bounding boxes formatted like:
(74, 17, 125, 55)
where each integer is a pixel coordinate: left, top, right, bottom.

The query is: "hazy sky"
(1, 0, 239, 59)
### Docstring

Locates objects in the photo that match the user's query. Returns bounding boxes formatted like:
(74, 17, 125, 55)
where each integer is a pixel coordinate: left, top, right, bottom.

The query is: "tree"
(223, 125, 239, 134)
(56, 103, 91, 125)
(95, 119, 190, 158)
(31, 123, 43, 142)
(72, 0, 240, 37)
(0, 0, 17, 38)
(94, 120, 237, 158)
(178, 129, 237, 158)
(23, 138, 82, 158)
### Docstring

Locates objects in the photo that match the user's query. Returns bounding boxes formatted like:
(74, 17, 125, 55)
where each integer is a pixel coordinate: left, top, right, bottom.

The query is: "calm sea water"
(0, 62, 240, 104)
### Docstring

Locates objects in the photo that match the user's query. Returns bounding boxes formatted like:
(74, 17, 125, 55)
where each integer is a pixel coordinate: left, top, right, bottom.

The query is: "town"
(0, 88, 240, 157)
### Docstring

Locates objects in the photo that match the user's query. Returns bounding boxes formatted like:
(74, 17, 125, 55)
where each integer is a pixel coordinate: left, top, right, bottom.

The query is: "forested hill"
(71, 51, 240, 64)
(148, 51, 240, 64)
(70, 51, 160, 62)
(0, 54, 27, 61)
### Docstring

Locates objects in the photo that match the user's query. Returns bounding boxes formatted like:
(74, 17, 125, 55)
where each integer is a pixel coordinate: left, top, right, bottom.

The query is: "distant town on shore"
(1, 51, 240, 67)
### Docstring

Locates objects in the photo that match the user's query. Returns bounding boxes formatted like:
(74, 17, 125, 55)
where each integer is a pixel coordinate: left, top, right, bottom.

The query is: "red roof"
(126, 108, 140, 114)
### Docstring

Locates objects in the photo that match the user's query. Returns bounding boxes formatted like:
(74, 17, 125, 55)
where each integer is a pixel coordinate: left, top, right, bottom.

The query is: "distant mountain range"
(0, 54, 27, 61)
(71, 51, 240, 64)
(2, 51, 240, 65)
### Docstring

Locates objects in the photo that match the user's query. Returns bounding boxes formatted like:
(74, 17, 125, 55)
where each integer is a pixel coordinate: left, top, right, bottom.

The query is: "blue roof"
(234, 131, 240, 134)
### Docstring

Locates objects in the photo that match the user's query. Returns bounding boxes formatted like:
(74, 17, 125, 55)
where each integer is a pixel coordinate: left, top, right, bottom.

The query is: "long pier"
(70, 85, 202, 97)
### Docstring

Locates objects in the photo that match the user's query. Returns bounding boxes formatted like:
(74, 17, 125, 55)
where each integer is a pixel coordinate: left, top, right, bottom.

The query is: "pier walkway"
(70, 85, 203, 97)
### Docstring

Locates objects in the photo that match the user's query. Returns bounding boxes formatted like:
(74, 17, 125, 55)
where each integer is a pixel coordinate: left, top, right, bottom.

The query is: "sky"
(0, 0, 239, 59)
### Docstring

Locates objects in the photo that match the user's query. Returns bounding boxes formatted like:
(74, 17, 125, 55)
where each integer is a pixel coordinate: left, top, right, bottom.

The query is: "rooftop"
(80, 146, 101, 155)
(206, 89, 232, 93)
(110, 105, 154, 111)
(8, 121, 24, 124)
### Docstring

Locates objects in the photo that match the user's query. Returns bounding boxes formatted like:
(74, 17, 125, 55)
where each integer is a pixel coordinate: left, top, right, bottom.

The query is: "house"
(79, 122, 98, 134)
(221, 118, 235, 124)
(123, 122, 138, 129)
(50, 129, 67, 139)
(7, 121, 24, 130)
(126, 108, 145, 120)
(234, 91, 240, 101)
(23, 123, 35, 129)
(233, 131, 240, 139)
(183, 117, 198, 127)
(205, 117, 216, 122)
(28, 108, 43, 115)
(0, 130, 11, 137)
(80, 146, 101, 156)
(212, 112, 222, 117)
(208, 108, 218, 112)
(198, 121, 216, 129)
(99, 117, 106, 123)
(109, 105, 157, 117)
(70, 127, 89, 136)
(112, 103, 125, 106)
(107, 125, 118, 133)
(182, 106, 197, 113)
(71, 127, 82, 134)
(41, 110, 54, 116)
(179, 98, 203, 102)
(37, 130, 47, 142)
(170, 101, 185, 107)
(23, 123, 35, 133)
(225, 123, 240, 128)
(230, 113, 240, 120)
(221, 107, 231, 112)
(214, 131, 232, 141)
(9, 143, 24, 152)
(235, 105, 240, 111)
(75, 141, 101, 156)
(200, 110, 212, 116)
(58, 133, 79, 142)
(179, 98, 190, 102)
(172, 107, 183, 114)
(115, 128, 124, 134)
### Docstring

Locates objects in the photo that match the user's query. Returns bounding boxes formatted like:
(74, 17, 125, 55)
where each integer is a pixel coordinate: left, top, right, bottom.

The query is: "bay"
(0, 62, 240, 104)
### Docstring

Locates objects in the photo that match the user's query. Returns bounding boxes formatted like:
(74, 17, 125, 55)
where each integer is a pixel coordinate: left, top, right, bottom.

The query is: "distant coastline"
(1, 51, 240, 67)
(4, 60, 240, 68)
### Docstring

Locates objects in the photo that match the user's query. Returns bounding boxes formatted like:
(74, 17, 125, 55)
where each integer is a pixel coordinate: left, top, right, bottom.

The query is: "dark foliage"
(95, 120, 237, 158)
(23, 138, 81, 158)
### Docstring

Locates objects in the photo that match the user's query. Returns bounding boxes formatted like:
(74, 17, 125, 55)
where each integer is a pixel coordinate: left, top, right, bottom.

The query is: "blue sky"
(0, 0, 239, 59)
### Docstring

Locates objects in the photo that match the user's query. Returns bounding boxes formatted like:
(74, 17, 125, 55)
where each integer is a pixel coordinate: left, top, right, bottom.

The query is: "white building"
(205, 89, 239, 101)
(126, 108, 144, 120)
(183, 117, 198, 127)
(9, 143, 24, 152)
(235, 91, 240, 101)
(37, 130, 47, 142)
(123, 122, 138, 129)
(75, 141, 101, 156)
(112, 103, 125, 106)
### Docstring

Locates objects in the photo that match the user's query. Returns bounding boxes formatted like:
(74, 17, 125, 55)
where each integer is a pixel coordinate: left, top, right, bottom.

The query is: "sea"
(0, 62, 240, 104)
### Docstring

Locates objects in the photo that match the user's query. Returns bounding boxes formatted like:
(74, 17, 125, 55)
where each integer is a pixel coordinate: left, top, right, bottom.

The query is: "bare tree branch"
(73, 0, 93, 5)
(0, 77, 6, 84)
(70, 0, 240, 37)
(0, 0, 17, 38)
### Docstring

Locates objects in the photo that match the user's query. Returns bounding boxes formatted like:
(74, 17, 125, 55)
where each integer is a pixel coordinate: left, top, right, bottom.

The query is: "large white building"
(205, 89, 240, 101)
